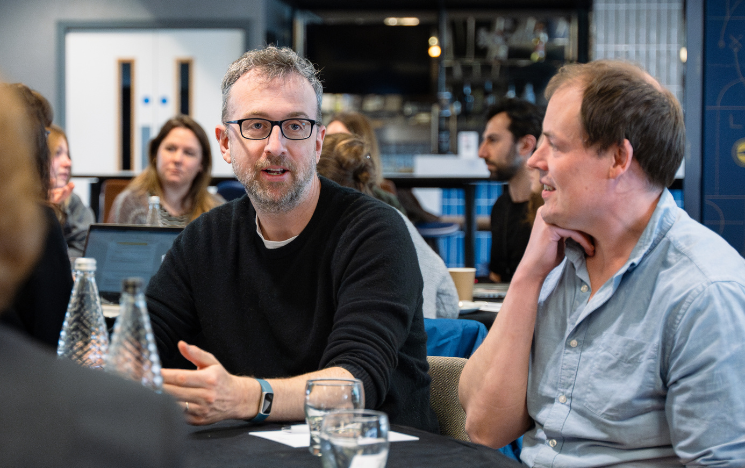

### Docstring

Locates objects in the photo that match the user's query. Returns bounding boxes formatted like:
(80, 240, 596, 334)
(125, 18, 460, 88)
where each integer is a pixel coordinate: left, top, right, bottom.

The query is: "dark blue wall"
(703, 0, 745, 256)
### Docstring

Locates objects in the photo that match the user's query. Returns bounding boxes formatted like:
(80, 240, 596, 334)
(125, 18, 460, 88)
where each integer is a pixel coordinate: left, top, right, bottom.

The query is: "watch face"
(261, 393, 273, 414)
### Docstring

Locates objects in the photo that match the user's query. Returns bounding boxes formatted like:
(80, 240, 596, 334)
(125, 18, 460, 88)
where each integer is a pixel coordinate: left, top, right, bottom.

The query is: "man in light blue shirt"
(459, 60, 745, 467)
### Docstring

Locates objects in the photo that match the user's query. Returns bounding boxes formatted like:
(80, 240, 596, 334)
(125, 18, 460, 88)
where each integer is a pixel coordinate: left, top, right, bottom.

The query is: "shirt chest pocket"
(578, 334, 664, 421)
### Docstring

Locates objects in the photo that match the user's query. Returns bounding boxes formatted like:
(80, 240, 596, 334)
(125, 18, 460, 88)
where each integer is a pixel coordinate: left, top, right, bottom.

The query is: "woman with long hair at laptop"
(108, 115, 224, 226)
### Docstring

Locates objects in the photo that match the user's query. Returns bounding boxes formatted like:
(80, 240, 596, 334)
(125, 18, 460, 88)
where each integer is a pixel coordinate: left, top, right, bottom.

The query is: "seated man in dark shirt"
(147, 45, 438, 432)
(478, 98, 544, 282)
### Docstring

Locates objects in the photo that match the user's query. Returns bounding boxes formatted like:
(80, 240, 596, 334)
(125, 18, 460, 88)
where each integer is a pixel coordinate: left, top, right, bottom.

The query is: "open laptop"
(82, 224, 183, 306)
(472, 283, 509, 300)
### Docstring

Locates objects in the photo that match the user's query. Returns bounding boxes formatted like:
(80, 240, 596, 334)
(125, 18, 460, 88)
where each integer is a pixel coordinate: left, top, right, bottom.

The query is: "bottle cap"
(73, 257, 97, 271)
(149, 195, 160, 204)
(121, 277, 144, 294)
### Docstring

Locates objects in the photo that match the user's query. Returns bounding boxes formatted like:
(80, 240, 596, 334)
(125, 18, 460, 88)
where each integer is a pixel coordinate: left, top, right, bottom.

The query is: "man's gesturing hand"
(162, 341, 259, 425)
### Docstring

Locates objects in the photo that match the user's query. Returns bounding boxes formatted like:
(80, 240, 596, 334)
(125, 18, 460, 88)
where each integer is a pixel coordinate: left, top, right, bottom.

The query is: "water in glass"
(320, 410, 389, 468)
(304, 378, 364, 456)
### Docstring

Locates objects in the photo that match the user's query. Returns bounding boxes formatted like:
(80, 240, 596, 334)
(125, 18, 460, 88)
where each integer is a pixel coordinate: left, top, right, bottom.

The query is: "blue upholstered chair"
(423, 318, 487, 358)
(216, 180, 246, 201)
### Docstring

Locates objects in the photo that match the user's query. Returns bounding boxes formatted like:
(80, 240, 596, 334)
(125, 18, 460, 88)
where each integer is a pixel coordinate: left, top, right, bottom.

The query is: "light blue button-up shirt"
(521, 189, 745, 467)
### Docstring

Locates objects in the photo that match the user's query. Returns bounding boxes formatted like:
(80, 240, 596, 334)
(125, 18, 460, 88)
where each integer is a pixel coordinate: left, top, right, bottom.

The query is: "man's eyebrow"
(240, 111, 312, 119)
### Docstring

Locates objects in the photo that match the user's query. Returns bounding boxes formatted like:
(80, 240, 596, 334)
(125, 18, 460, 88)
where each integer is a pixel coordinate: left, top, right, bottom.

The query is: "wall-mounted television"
(305, 24, 436, 97)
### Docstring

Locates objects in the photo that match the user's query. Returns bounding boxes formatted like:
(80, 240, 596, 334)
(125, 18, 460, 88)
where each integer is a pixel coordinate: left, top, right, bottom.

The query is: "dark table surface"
(185, 421, 522, 468)
(459, 310, 498, 329)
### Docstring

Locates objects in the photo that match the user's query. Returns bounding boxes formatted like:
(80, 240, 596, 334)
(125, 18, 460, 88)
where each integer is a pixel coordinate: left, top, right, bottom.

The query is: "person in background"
(460, 60, 745, 466)
(318, 133, 459, 319)
(108, 115, 224, 226)
(0, 83, 72, 349)
(0, 81, 186, 468)
(326, 111, 407, 214)
(478, 98, 544, 283)
(47, 124, 94, 258)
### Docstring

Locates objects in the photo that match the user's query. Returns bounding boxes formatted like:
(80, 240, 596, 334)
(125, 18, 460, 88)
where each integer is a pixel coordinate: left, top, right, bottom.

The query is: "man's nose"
(263, 125, 286, 155)
(477, 141, 488, 159)
(527, 144, 546, 170)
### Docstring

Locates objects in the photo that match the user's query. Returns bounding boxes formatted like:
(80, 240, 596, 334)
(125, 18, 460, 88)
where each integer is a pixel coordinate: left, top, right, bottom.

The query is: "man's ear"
(216, 125, 231, 164)
(517, 134, 537, 157)
(315, 125, 326, 163)
(608, 139, 634, 179)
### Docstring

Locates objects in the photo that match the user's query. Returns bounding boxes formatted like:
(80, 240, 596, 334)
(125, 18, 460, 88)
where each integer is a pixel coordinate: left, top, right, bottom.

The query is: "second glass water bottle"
(105, 277, 163, 392)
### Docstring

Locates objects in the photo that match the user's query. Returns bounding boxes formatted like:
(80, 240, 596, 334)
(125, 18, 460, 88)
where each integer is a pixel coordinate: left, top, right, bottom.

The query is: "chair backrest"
(427, 356, 470, 442)
(99, 178, 130, 222)
(216, 180, 246, 201)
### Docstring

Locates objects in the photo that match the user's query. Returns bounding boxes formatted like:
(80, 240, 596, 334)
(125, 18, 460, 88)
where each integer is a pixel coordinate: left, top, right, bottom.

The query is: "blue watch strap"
(250, 378, 273, 423)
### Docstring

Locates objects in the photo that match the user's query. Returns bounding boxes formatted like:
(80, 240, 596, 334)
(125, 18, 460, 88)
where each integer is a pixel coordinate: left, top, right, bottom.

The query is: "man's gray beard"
(233, 155, 316, 214)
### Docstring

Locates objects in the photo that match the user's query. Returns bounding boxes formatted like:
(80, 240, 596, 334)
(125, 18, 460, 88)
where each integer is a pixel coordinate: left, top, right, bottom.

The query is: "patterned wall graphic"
(704, 0, 745, 256)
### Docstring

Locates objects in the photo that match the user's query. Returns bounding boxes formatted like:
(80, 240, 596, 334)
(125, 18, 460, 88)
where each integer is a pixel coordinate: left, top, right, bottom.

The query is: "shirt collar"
(564, 188, 679, 278)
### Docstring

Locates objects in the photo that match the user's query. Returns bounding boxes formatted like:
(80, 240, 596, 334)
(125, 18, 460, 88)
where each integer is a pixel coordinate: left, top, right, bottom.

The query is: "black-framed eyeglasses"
(224, 118, 319, 141)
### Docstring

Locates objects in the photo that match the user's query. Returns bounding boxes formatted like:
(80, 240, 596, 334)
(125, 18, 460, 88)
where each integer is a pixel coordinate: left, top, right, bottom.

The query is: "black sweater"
(147, 177, 439, 432)
(1, 205, 73, 348)
(489, 189, 531, 282)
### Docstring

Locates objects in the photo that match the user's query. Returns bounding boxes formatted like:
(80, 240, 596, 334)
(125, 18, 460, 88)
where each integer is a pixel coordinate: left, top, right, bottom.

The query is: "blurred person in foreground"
(108, 115, 224, 226)
(459, 60, 745, 466)
(47, 124, 94, 257)
(146, 46, 438, 432)
(478, 98, 544, 283)
(318, 132, 459, 319)
(0, 83, 72, 348)
(0, 81, 185, 468)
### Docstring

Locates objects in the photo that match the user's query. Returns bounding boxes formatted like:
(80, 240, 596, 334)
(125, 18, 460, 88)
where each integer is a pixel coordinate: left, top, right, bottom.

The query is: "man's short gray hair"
(221, 45, 323, 122)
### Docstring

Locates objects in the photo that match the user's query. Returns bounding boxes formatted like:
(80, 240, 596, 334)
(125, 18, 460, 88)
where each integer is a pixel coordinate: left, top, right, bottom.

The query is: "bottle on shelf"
(146, 195, 161, 226)
(57, 258, 109, 369)
(105, 277, 163, 392)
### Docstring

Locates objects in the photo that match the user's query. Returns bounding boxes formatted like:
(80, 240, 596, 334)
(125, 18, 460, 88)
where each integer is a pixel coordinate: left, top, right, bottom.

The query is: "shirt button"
(558, 395, 567, 404)
(548, 439, 557, 447)
(569, 339, 578, 348)
(580, 284, 589, 293)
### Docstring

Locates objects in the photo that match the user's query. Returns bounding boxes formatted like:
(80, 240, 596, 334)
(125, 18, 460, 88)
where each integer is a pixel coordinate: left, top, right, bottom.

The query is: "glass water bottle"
(105, 277, 163, 392)
(146, 195, 161, 226)
(57, 258, 109, 369)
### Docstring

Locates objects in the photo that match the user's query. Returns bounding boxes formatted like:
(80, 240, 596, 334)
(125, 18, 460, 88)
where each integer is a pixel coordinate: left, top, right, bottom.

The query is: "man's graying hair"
(221, 45, 323, 122)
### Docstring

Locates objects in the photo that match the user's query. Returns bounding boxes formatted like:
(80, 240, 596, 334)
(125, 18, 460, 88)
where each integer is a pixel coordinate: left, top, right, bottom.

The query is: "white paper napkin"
(249, 424, 418, 448)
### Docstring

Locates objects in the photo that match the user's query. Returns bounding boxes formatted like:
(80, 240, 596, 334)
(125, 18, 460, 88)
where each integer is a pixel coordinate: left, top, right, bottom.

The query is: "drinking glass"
(304, 378, 365, 456)
(319, 409, 389, 468)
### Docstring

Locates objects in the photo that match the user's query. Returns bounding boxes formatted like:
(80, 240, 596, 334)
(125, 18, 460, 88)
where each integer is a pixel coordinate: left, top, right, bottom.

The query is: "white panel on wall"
(66, 31, 154, 175)
(66, 28, 244, 177)
(592, 0, 685, 103)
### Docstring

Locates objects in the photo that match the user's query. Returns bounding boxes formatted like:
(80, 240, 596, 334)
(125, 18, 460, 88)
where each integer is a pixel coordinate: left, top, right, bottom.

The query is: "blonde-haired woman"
(108, 115, 224, 226)
(47, 125, 94, 257)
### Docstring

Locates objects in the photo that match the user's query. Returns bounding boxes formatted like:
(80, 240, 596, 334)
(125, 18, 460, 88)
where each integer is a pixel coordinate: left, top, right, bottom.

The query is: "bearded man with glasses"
(144, 45, 439, 434)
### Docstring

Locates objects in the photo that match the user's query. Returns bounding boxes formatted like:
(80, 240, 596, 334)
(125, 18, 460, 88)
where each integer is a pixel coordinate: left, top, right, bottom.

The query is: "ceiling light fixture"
(428, 36, 441, 58)
(384, 17, 420, 26)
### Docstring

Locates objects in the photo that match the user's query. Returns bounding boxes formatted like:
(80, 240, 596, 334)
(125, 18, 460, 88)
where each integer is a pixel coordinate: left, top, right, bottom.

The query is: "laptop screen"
(82, 224, 183, 302)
